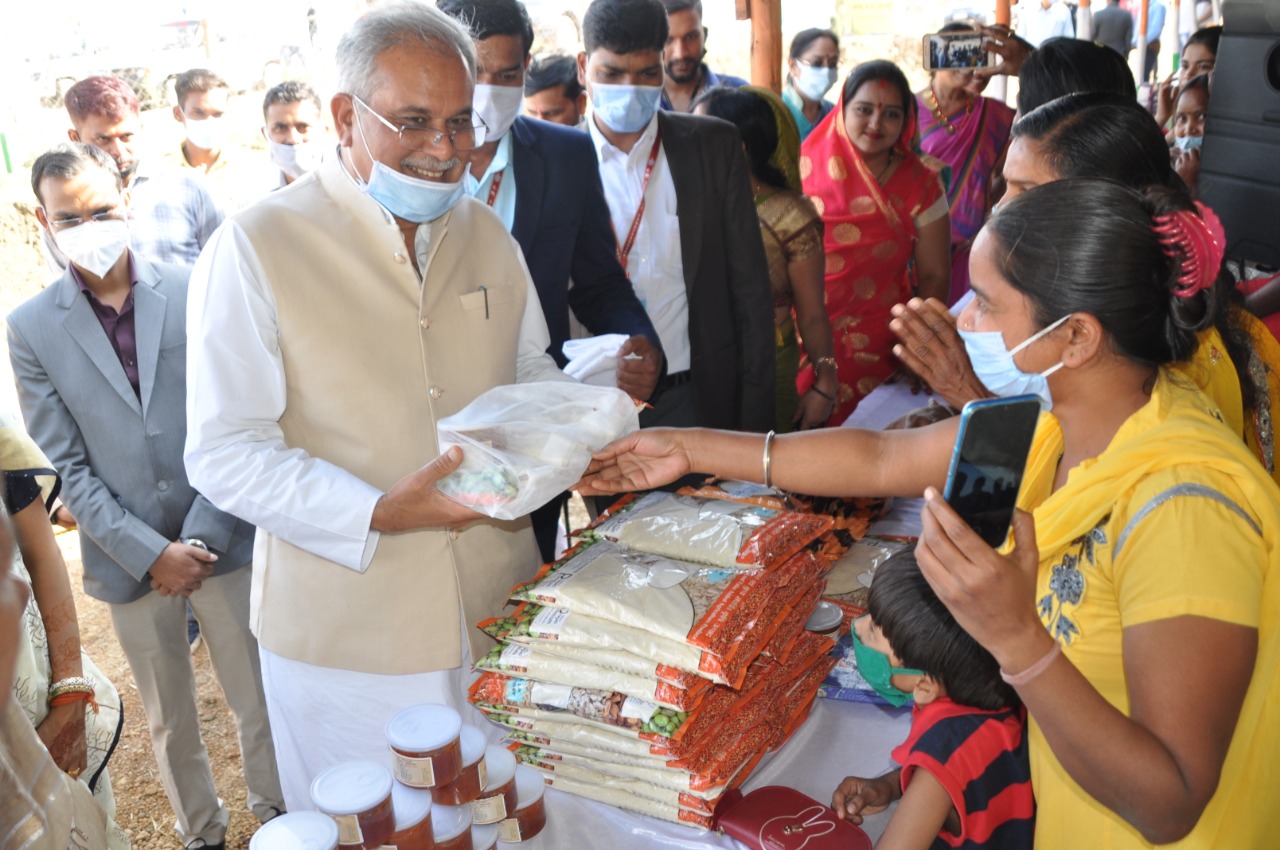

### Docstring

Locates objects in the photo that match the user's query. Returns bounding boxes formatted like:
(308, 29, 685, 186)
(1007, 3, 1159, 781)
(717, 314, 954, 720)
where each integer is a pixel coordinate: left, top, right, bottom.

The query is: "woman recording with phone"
(580, 179, 1280, 850)
(916, 22, 1015, 304)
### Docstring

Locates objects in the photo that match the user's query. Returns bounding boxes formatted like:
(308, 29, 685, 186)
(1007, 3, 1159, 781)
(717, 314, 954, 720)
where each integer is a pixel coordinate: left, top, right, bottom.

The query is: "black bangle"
(809, 385, 837, 403)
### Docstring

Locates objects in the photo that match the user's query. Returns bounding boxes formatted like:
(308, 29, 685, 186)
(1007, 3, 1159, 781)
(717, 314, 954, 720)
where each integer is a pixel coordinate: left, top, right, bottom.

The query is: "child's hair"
(868, 551, 1018, 710)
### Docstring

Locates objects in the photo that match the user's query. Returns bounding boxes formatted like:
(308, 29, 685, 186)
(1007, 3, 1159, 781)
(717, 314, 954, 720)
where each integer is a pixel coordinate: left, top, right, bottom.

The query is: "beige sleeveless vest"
(233, 157, 541, 674)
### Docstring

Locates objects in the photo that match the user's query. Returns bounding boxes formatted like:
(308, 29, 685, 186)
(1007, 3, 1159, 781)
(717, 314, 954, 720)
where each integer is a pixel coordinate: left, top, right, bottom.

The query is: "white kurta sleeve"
(184, 221, 383, 572)
(515, 261, 574, 385)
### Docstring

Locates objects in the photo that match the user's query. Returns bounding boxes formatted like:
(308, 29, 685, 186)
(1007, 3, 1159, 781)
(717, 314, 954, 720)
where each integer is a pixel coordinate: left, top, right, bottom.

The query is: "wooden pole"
(995, 0, 1012, 27)
(1136, 0, 1150, 82)
(747, 0, 782, 92)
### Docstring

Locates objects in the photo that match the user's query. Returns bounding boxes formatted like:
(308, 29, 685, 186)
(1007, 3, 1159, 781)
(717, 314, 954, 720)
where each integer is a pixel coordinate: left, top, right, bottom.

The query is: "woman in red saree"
(917, 24, 1015, 304)
(799, 60, 950, 425)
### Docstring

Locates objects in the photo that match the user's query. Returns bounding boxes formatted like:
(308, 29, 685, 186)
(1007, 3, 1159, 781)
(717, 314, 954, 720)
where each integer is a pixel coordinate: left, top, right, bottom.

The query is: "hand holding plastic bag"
(436, 382, 640, 520)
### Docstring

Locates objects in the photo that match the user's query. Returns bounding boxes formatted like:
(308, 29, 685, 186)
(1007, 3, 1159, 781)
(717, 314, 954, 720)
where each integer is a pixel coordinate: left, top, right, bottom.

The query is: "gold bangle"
(815, 356, 838, 372)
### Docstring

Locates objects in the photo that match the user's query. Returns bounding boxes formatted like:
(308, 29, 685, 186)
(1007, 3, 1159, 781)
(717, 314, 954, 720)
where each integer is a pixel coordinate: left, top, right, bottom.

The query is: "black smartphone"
(941, 395, 1042, 547)
(922, 31, 992, 72)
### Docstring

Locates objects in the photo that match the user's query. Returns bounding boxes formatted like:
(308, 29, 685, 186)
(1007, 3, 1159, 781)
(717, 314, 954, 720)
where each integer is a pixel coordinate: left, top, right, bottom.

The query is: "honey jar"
(386, 704, 464, 788)
(470, 747, 517, 826)
(470, 824, 498, 850)
(497, 766, 547, 843)
(309, 761, 396, 849)
(385, 782, 434, 849)
(430, 803, 474, 850)
(248, 811, 340, 850)
(432, 726, 488, 806)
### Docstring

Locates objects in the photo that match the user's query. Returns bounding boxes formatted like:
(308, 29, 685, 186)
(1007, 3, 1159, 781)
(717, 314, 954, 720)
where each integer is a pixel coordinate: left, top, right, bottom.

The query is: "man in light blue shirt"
(1132, 0, 1167, 82)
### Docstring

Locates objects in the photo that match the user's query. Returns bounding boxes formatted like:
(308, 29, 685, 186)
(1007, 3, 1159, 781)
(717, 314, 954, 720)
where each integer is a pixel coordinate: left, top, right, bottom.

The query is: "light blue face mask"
(959, 314, 1070, 410)
(793, 64, 838, 102)
(1173, 134, 1204, 153)
(591, 82, 663, 134)
(352, 101, 465, 224)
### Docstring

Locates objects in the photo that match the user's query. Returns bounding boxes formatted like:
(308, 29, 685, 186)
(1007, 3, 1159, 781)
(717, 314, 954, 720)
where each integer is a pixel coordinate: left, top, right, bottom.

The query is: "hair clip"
(1152, 201, 1227, 299)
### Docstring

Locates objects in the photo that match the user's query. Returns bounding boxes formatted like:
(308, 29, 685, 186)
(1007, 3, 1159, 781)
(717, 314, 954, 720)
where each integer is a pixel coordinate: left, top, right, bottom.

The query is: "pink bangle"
(1000, 641, 1062, 686)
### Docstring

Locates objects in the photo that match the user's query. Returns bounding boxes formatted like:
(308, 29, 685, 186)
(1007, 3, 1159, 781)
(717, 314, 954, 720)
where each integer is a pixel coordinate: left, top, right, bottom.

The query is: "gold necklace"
(927, 85, 972, 135)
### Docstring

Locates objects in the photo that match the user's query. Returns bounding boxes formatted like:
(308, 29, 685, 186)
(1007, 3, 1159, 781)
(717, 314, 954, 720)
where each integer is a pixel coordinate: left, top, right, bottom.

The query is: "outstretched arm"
(578, 416, 959, 499)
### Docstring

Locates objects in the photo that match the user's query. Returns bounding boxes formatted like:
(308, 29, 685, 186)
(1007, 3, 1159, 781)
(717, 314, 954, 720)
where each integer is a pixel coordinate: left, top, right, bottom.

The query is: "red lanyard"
(485, 169, 505, 207)
(615, 128, 663, 270)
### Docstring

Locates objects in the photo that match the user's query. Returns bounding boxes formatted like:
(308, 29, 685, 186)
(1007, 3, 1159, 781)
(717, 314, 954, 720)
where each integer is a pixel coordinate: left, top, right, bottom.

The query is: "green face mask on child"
(851, 615, 924, 708)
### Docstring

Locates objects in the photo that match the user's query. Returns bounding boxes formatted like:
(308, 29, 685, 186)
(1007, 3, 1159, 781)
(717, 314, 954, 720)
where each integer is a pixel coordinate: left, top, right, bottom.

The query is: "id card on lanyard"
(614, 128, 663, 270)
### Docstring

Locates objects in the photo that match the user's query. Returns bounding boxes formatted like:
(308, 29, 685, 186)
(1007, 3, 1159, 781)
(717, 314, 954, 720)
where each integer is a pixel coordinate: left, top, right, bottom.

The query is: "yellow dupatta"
(1016, 369, 1280, 848)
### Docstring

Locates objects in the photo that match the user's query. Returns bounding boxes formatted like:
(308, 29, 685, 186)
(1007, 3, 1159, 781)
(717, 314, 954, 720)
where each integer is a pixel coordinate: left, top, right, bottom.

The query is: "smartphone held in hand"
(923, 31, 992, 72)
(942, 395, 1042, 547)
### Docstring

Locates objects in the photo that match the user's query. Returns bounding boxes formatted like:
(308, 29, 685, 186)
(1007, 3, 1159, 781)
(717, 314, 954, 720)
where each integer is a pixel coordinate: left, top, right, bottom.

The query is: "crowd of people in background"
(5, 0, 1278, 848)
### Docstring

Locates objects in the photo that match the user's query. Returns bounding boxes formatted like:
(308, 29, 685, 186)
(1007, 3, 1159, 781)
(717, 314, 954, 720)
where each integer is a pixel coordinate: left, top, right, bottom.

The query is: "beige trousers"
(109, 564, 282, 846)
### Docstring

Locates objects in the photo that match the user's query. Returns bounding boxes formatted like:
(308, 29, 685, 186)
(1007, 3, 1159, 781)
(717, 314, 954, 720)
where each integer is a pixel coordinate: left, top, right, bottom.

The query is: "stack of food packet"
(469, 491, 846, 829)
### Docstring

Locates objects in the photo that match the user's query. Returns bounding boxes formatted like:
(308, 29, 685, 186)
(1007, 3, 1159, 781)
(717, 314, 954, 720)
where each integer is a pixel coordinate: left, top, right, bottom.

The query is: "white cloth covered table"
(509, 696, 911, 848)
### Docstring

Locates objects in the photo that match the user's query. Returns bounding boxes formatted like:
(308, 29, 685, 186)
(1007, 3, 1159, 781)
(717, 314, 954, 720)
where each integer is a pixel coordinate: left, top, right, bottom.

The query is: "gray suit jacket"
(7, 254, 252, 604)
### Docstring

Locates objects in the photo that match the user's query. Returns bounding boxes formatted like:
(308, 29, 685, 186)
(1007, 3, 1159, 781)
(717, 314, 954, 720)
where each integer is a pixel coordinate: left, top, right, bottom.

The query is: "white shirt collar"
(587, 111, 661, 162)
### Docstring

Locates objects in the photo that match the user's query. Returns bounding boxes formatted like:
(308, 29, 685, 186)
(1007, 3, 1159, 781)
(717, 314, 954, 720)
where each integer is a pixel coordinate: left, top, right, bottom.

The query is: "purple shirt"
(71, 253, 140, 396)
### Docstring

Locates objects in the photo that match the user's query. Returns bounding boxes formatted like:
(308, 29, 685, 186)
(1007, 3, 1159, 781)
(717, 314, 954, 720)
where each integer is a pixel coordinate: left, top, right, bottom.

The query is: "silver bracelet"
(762, 430, 776, 489)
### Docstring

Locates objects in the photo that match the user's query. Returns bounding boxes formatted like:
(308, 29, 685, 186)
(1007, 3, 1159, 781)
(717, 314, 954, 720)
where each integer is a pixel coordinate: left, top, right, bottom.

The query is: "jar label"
(392, 753, 437, 787)
(477, 757, 488, 790)
(334, 813, 364, 845)
(498, 817, 522, 843)
(472, 792, 508, 824)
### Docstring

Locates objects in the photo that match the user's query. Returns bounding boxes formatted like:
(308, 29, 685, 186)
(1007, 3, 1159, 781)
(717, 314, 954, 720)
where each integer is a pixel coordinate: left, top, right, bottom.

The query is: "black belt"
(666, 370, 692, 387)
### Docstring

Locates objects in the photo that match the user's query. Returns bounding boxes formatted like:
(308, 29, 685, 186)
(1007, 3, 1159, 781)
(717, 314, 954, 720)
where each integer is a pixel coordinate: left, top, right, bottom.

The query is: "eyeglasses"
(797, 56, 840, 70)
(46, 209, 127, 232)
(351, 95, 488, 152)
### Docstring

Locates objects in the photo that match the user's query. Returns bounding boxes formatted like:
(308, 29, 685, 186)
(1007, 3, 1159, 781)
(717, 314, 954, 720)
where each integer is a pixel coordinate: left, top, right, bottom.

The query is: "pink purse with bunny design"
(714, 786, 872, 850)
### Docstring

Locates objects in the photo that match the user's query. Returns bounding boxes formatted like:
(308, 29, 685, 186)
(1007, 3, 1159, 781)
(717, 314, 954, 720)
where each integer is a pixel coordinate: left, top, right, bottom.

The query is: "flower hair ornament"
(1152, 201, 1228, 299)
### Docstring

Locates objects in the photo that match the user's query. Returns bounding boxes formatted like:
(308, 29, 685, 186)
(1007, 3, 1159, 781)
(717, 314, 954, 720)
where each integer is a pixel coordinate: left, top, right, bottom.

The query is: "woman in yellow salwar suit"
(582, 179, 1280, 850)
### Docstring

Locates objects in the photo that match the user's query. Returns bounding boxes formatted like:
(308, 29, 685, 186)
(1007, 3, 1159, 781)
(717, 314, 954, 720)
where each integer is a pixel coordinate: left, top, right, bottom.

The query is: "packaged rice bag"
(589, 491, 832, 571)
(502, 718, 669, 761)
(506, 734, 671, 772)
(510, 743, 739, 800)
(509, 541, 823, 688)
(470, 673, 691, 742)
(478, 605, 709, 689)
(760, 580, 826, 663)
(474, 645, 707, 711)
(521, 764, 714, 830)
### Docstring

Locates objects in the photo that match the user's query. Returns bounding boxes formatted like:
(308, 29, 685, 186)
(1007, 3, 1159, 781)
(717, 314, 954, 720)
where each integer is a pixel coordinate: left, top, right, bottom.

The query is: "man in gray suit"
(8, 143, 283, 850)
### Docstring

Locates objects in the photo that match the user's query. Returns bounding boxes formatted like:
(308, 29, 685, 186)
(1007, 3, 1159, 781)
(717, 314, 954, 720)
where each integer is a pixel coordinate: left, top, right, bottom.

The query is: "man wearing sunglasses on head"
(183, 1, 569, 809)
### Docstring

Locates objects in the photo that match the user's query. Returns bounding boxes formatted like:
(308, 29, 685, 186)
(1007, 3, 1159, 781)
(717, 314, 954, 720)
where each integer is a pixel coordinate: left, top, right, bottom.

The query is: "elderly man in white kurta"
(183, 2, 569, 809)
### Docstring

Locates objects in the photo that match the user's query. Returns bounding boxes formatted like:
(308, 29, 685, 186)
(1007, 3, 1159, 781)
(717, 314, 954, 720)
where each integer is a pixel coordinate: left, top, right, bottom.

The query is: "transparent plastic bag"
(435, 382, 638, 520)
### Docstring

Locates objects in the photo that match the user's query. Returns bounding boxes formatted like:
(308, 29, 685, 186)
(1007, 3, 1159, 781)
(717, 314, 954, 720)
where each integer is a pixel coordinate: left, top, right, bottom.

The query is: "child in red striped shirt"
(832, 551, 1034, 849)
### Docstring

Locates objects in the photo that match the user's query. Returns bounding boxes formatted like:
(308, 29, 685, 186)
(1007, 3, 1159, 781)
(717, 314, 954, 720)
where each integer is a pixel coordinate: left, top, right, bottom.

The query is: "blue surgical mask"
(590, 83, 663, 134)
(1173, 134, 1204, 153)
(353, 106, 465, 223)
(793, 64, 838, 102)
(850, 616, 923, 708)
(959, 314, 1070, 410)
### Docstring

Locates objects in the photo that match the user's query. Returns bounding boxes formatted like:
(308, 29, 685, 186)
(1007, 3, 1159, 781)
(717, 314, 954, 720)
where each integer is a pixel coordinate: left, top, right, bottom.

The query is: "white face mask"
(269, 140, 323, 179)
(53, 219, 130, 278)
(958, 314, 1070, 410)
(183, 113, 229, 152)
(473, 84, 524, 142)
(793, 64, 838, 102)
